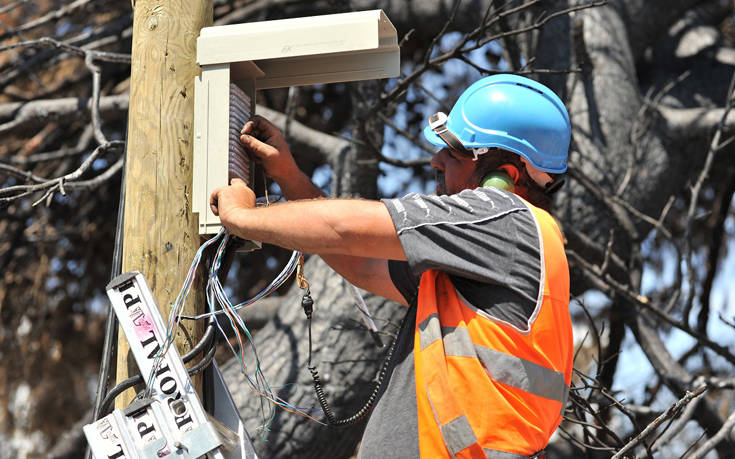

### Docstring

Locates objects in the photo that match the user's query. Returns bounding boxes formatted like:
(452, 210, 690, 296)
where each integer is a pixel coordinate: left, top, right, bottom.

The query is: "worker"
(210, 74, 573, 459)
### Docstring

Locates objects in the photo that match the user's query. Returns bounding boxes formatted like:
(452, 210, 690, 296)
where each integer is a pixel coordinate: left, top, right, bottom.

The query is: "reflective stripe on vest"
(414, 201, 573, 458)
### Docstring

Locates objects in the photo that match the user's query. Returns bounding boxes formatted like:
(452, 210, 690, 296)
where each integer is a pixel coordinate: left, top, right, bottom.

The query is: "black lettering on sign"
(137, 421, 156, 437)
(160, 376, 177, 395)
(123, 292, 141, 309)
(107, 444, 126, 459)
(139, 330, 161, 359)
(155, 362, 171, 377)
(154, 363, 182, 399)
(118, 280, 142, 309)
(168, 398, 194, 430)
(118, 280, 135, 292)
(175, 412, 194, 429)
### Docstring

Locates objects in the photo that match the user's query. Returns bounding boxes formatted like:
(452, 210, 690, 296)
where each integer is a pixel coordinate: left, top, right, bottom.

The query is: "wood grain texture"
(117, 0, 213, 408)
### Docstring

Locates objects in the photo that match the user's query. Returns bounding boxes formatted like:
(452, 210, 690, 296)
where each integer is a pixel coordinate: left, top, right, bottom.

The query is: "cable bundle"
(145, 230, 223, 394)
(147, 228, 324, 435)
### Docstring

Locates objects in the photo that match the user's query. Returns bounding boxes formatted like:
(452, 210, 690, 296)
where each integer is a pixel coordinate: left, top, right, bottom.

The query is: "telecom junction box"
(192, 10, 400, 235)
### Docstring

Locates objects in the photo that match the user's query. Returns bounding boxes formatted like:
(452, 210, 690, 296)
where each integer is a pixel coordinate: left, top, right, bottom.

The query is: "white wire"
(348, 283, 379, 334)
(143, 227, 324, 426)
(145, 229, 226, 394)
(179, 249, 300, 320)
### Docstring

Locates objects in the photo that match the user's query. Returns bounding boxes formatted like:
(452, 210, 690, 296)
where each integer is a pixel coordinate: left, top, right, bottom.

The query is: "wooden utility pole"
(117, 0, 213, 407)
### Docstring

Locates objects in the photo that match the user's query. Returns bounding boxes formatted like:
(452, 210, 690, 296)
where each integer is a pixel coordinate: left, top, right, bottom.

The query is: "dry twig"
(611, 385, 707, 459)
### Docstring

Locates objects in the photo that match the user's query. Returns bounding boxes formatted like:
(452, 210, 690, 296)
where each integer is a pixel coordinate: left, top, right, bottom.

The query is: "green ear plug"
(482, 171, 515, 192)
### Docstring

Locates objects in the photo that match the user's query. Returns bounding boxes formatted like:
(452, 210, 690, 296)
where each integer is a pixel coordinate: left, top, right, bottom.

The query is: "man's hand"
(241, 115, 299, 182)
(209, 178, 255, 231)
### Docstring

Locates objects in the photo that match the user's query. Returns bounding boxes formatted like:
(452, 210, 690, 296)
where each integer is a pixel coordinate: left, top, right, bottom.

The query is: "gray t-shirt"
(358, 188, 543, 458)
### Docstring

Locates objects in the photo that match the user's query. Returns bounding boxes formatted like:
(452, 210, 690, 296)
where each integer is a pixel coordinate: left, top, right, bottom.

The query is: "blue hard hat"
(423, 74, 571, 173)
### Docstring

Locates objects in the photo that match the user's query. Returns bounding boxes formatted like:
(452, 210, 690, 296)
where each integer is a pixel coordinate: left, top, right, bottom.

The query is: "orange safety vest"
(414, 202, 572, 458)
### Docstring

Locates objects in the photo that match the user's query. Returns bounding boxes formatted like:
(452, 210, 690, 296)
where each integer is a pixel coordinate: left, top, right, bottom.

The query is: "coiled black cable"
(98, 319, 217, 415)
(94, 227, 245, 421)
(99, 374, 143, 416)
(183, 318, 217, 365)
(186, 324, 218, 377)
(302, 291, 408, 427)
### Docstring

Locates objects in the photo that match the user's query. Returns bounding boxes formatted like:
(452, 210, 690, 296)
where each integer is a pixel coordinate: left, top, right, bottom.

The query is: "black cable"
(92, 222, 225, 419)
(186, 328, 218, 377)
(182, 319, 216, 365)
(303, 291, 409, 427)
(86, 148, 126, 459)
(98, 320, 217, 416)
(99, 374, 144, 416)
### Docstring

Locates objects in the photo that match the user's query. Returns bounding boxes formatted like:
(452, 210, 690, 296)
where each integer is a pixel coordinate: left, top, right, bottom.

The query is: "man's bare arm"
(212, 116, 409, 305)
(211, 181, 407, 305)
(215, 194, 400, 257)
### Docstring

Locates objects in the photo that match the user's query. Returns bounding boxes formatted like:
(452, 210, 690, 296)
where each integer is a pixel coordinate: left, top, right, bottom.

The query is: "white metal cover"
(84, 367, 256, 459)
(197, 9, 399, 89)
(84, 410, 140, 459)
(193, 68, 257, 235)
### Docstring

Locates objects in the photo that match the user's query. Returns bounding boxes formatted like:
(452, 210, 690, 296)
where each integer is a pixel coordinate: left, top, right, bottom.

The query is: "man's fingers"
(240, 131, 275, 159)
(241, 119, 256, 135)
(209, 192, 219, 216)
(244, 115, 272, 132)
(230, 177, 246, 186)
(241, 115, 272, 138)
(241, 115, 284, 146)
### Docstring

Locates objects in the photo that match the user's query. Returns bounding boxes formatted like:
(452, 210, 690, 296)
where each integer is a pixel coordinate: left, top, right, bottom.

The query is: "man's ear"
(497, 164, 520, 184)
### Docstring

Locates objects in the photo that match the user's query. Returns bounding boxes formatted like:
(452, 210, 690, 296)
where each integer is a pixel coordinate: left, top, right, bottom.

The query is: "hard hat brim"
(423, 124, 451, 148)
(423, 124, 567, 174)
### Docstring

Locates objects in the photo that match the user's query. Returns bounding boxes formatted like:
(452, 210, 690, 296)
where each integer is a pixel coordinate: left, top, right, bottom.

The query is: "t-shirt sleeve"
(381, 187, 543, 331)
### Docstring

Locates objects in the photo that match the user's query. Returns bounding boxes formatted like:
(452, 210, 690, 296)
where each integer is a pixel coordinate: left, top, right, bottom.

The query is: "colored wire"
(205, 232, 323, 430)
(179, 248, 300, 320)
(144, 227, 322, 434)
(348, 284, 383, 348)
(145, 229, 225, 395)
